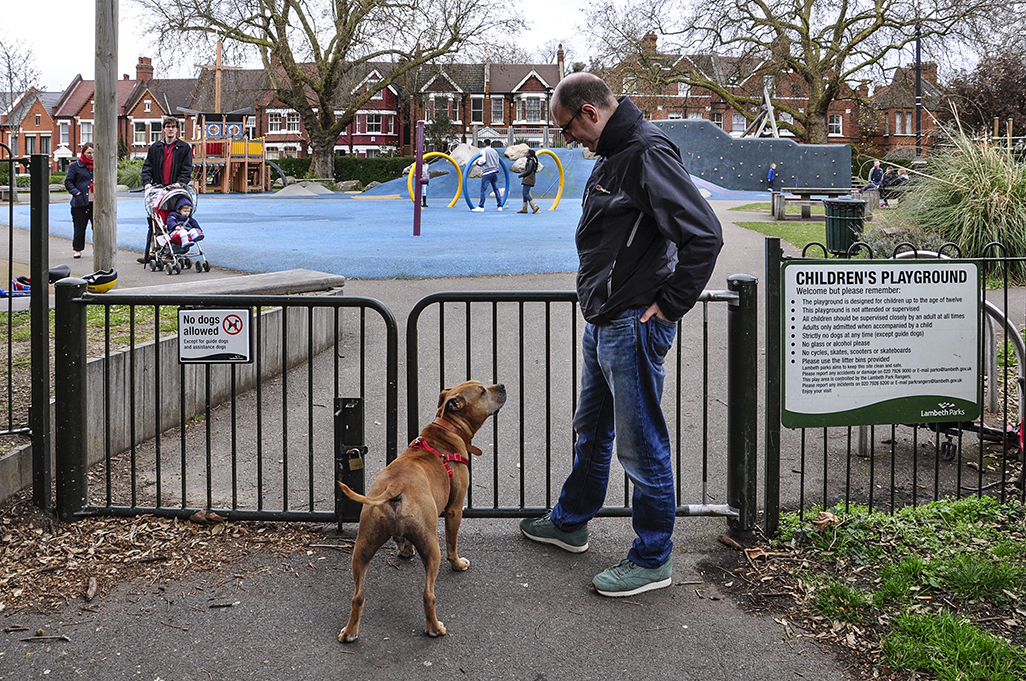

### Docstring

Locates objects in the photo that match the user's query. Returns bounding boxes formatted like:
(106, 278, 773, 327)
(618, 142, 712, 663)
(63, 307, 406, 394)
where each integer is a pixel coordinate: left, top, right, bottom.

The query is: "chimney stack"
(642, 32, 658, 56)
(136, 56, 154, 83)
(557, 44, 565, 81)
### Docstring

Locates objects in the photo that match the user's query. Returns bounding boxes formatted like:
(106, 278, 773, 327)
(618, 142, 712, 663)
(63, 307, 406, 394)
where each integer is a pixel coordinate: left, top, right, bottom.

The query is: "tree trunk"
(310, 140, 335, 180)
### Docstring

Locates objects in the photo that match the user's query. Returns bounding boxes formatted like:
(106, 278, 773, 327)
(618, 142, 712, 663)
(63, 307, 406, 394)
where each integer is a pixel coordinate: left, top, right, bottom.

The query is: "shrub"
(333, 156, 415, 185)
(891, 129, 1026, 278)
(117, 158, 143, 188)
(271, 157, 312, 178)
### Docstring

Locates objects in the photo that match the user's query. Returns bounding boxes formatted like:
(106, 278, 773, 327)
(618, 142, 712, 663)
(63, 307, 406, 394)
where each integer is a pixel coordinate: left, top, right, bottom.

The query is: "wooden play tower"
(193, 112, 268, 193)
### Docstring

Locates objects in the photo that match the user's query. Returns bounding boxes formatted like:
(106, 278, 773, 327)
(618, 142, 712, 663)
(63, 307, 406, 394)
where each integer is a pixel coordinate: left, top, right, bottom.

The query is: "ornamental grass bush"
(889, 130, 1026, 280)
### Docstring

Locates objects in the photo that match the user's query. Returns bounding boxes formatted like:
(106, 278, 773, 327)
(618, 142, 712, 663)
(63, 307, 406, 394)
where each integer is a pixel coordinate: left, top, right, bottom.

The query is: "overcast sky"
(7, 0, 592, 93)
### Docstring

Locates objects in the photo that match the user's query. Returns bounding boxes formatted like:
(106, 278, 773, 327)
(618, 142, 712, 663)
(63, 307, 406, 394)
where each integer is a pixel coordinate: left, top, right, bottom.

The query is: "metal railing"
(405, 276, 759, 530)
(53, 280, 399, 522)
(765, 237, 1026, 534)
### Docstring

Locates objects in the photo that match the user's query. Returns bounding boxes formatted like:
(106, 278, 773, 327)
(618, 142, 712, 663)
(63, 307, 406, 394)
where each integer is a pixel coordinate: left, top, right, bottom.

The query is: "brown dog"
(337, 380, 506, 642)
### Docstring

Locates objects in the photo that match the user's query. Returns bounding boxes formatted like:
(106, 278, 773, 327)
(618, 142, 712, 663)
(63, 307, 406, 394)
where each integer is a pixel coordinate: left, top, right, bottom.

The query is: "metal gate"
(404, 279, 758, 528)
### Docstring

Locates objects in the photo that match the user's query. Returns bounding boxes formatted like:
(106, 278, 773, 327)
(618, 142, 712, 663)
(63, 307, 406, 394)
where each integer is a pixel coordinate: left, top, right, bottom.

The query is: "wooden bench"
(773, 187, 854, 220)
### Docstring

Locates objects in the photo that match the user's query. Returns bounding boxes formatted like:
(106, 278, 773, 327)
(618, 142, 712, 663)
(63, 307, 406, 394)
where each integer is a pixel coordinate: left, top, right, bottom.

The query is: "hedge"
(333, 156, 415, 185)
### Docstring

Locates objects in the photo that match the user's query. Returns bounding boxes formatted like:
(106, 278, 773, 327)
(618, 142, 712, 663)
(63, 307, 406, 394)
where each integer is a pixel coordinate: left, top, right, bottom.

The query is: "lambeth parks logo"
(921, 401, 967, 419)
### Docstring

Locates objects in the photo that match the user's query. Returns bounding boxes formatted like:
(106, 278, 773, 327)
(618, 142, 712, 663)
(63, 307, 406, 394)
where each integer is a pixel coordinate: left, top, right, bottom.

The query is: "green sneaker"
(519, 512, 589, 553)
(592, 558, 672, 597)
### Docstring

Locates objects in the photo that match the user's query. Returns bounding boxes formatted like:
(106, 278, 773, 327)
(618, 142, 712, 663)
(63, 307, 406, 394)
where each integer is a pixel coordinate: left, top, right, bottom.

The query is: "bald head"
(552, 72, 617, 116)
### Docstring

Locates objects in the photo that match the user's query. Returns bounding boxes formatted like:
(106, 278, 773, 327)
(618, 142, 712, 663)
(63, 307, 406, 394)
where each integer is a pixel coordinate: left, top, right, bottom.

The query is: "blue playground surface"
(16, 149, 770, 279)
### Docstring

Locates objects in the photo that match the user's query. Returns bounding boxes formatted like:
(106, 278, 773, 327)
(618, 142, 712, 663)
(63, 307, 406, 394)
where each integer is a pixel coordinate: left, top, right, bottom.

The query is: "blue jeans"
(550, 307, 678, 568)
(479, 172, 501, 207)
(521, 184, 532, 202)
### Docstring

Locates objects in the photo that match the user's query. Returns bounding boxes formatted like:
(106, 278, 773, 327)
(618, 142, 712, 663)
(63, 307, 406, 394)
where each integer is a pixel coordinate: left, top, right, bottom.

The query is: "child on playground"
(166, 196, 204, 248)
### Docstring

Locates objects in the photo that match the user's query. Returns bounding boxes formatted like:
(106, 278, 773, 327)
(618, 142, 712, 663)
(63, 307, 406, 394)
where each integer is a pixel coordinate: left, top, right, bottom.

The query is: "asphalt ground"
(0, 191, 859, 680)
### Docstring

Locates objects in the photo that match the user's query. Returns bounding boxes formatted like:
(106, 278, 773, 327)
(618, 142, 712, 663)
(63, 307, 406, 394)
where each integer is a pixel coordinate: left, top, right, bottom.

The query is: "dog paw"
(426, 621, 447, 637)
(339, 629, 358, 643)
(450, 557, 470, 571)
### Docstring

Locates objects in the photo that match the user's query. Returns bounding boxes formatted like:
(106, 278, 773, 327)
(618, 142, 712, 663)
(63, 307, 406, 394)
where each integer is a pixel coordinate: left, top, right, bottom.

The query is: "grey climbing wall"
(653, 120, 852, 191)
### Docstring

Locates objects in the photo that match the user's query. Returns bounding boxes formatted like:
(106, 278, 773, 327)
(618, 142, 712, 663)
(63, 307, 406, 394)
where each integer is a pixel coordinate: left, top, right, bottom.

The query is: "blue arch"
(462, 152, 510, 209)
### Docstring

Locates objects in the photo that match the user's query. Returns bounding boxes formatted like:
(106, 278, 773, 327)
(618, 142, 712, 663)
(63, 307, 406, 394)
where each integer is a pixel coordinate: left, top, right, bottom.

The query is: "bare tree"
(0, 32, 40, 116)
(587, 0, 1014, 144)
(133, 0, 523, 177)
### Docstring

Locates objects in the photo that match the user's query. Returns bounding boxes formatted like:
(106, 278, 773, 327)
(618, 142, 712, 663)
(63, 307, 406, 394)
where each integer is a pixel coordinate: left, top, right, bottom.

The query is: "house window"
(35, 114, 41, 127)
(523, 98, 543, 123)
(59, 122, 69, 146)
(678, 82, 691, 97)
(668, 112, 683, 120)
(905, 111, 914, 135)
(286, 113, 300, 132)
(246, 116, 256, 138)
(711, 113, 723, 129)
(144, 99, 151, 112)
(491, 98, 503, 125)
(369, 77, 383, 100)
(26, 136, 36, 155)
(471, 97, 483, 125)
(364, 149, 379, 158)
(40, 136, 50, 155)
(134, 122, 147, 145)
(366, 113, 382, 133)
(268, 113, 282, 132)
(828, 114, 842, 136)
(732, 113, 746, 132)
(150, 122, 162, 143)
(687, 111, 703, 120)
(80, 122, 93, 144)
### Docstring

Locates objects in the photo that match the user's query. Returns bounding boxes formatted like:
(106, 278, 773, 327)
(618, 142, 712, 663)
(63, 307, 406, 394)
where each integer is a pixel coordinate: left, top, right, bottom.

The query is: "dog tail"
(337, 481, 401, 507)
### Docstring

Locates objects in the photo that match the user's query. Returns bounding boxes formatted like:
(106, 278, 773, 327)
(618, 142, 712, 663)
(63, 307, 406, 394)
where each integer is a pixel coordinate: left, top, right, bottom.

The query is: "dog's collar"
(430, 417, 482, 457)
(410, 436, 468, 482)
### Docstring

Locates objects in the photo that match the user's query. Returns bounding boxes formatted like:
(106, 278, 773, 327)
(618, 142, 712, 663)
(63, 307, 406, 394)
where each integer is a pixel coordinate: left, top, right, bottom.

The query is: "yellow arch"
(407, 152, 463, 208)
(536, 149, 565, 211)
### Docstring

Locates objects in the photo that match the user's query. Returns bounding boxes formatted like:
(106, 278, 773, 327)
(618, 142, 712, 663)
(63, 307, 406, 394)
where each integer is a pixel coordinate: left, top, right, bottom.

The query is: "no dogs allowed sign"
(782, 260, 981, 428)
(178, 308, 253, 363)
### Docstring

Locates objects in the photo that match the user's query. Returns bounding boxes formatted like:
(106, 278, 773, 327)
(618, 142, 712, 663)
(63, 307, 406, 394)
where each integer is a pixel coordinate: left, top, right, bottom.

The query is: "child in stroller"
(145, 186, 210, 274)
(167, 196, 205, 250)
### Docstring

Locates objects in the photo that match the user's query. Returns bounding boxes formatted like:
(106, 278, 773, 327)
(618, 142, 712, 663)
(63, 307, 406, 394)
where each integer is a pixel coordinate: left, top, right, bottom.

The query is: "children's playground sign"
(781, 260, 981, 428)
(178, 308, 253, 363)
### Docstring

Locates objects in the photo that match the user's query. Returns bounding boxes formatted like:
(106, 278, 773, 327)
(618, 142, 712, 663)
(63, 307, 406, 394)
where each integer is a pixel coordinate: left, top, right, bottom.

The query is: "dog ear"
(436, 388, 450, 409)
(444, 393, 465, 414)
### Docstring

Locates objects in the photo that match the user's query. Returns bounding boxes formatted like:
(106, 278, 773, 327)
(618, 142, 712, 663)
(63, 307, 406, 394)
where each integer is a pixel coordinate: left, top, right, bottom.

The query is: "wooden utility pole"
(93, 0, 118, 272)
(195, 41, 242, 113)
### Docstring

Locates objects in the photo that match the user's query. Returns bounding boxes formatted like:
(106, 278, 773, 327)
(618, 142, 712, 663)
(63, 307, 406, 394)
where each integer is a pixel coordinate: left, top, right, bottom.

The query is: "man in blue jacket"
(138, 117, 193, 263)
(519, 72, 723, 597)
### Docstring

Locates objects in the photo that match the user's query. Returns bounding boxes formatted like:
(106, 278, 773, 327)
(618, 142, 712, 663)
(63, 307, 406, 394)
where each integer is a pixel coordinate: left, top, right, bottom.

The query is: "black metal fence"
(51, 275, 760, 531)
(54, 280, 399, 522)
(404, 277, 759, 529)
(765, 237, 1026, 534)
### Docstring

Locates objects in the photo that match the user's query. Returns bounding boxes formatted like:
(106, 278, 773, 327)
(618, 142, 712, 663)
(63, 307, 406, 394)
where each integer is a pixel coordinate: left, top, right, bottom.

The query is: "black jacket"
(575, 97, 723, 324)
(65, 158, 93, 208)
(140, 138, 194, 187)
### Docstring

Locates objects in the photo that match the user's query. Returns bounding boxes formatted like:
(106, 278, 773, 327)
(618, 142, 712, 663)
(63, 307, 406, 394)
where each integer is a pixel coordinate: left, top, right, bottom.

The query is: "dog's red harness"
(409, 437, 469, 483)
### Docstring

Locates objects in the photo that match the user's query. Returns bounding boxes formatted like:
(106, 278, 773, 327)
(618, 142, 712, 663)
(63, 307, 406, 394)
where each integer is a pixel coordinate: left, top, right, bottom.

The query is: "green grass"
(883, 610, 1026, 681)
(729, 201, 827, 216)
(734, 221, 829, 253)
(774, 497, 1026, 678)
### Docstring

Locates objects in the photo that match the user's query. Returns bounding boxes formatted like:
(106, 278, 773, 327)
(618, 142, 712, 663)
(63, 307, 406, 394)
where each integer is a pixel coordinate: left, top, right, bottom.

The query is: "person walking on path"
(518, 72, 723, 598)
(471, 139, 503, 212)
(138, 117, 193, 263)
(517, 148, 541, 214)
(65, 142, 94, 259)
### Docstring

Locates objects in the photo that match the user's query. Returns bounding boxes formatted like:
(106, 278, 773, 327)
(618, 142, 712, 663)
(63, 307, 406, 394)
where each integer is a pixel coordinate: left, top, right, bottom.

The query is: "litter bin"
(823, 198, 866, 256)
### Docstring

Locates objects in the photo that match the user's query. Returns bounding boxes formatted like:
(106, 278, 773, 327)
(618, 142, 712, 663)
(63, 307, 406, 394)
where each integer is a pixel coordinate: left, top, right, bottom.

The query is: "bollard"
(54, 278, 89, 521)
(726, 273, 758, 532)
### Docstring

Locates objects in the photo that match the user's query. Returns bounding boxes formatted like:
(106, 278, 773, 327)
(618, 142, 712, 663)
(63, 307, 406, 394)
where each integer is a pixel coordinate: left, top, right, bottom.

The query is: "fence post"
(30, 154, 52, 510)
(727, 273, 758, 531)
(335, 397, 366, 528)
(764, 238, 783, 535)
(54, 278, 88, 521)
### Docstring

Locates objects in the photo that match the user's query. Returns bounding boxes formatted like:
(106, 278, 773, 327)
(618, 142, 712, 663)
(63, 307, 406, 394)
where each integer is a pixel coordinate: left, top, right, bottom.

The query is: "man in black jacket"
(138, 117, 193, 263)
(520, 72, 723, 597)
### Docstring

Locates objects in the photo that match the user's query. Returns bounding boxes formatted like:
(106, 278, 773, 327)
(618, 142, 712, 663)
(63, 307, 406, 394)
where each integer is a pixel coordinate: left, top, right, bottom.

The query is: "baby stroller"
(144, 186, 211, 274)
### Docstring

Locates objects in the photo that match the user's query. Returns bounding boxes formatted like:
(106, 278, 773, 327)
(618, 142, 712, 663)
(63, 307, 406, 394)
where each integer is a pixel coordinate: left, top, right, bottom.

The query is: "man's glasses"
(559, 107, 583, 137)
